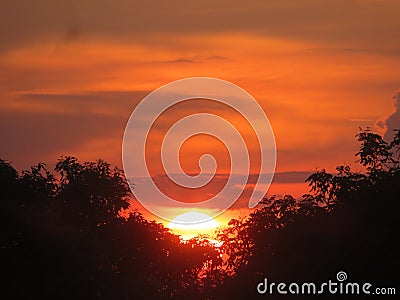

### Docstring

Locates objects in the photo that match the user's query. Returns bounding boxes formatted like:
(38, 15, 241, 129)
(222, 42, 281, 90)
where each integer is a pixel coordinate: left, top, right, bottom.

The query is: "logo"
(257, 271, 396, 296)
(122, 77, 276, 224)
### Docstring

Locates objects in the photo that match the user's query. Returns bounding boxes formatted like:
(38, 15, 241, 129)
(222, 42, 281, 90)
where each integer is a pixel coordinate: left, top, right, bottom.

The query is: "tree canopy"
(1, 128, 399, 299)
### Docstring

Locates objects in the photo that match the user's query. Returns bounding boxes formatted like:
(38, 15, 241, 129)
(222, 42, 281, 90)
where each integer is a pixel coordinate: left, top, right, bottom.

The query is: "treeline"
(1, 129, 400, 299)
(1, 157, 222, 299)
(214, 128, 400, 298)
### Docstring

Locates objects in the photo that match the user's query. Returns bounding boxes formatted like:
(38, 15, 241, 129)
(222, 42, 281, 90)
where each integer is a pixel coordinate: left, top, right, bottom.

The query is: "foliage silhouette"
(1, 128, 400, 299)
(213, 128, 400, 298)
(1, 157, 222, 299)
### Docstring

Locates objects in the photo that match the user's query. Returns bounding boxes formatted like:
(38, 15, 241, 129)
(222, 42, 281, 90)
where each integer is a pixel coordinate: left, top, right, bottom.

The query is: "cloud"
(163, 58, 196, 64)
(12, 90, 149, 114)
(0, 110, 119, 167)
(383, 90, 400, 141)
(272, 171, 312, 183)
(1, 0, 400, 53)
(0, 90, 150, 169)
(128, 171, 311, 211)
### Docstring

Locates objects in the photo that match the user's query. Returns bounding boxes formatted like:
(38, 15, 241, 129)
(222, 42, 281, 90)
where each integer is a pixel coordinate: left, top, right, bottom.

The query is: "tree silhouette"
(1, 156, 222, 299)
(214, 128, 400, 299)
(1, 128, 400, 299)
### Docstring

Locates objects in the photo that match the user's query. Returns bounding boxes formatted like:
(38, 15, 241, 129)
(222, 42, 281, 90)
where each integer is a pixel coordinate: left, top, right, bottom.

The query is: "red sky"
(1, 0, 400, 227)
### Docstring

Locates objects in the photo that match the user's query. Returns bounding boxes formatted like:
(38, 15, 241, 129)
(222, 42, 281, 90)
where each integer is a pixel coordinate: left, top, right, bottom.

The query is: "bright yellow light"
(168, 212, 220, 240)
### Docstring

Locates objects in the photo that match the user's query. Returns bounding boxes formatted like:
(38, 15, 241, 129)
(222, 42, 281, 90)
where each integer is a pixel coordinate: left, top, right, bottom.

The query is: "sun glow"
(167, 212, 220, 240)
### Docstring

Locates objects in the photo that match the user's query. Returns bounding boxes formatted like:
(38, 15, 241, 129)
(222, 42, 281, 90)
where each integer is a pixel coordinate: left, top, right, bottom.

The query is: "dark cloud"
(0, 90, 149, 169)
(0, 109, 120, 168)
(1, 0, 399, 51)
(15, 90, 149, 114)
(128, 171, 311, 211)
(163, 59, 196, 64)
(272, 171, 312, 184)
(150, 171, 311, 185)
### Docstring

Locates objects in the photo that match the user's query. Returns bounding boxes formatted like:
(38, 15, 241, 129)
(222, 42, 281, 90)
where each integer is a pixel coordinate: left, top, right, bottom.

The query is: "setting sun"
(167, 212, 220, 240)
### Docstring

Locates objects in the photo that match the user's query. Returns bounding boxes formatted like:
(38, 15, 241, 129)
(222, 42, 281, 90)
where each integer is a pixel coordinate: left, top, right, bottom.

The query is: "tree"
(214, 128, 400, 299)
(1, 156, 223, 299)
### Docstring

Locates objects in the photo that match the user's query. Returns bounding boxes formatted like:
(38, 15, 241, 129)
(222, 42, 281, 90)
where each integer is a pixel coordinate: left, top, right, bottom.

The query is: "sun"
(167, 212, 220, 240)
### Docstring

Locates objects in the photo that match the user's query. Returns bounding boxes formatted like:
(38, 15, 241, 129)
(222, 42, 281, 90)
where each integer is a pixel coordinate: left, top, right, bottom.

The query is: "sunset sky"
(1, 0, 400, 230)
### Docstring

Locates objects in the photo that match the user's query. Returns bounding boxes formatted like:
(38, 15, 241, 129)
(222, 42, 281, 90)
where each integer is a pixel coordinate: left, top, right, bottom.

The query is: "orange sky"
(1, 0, 400, 228)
